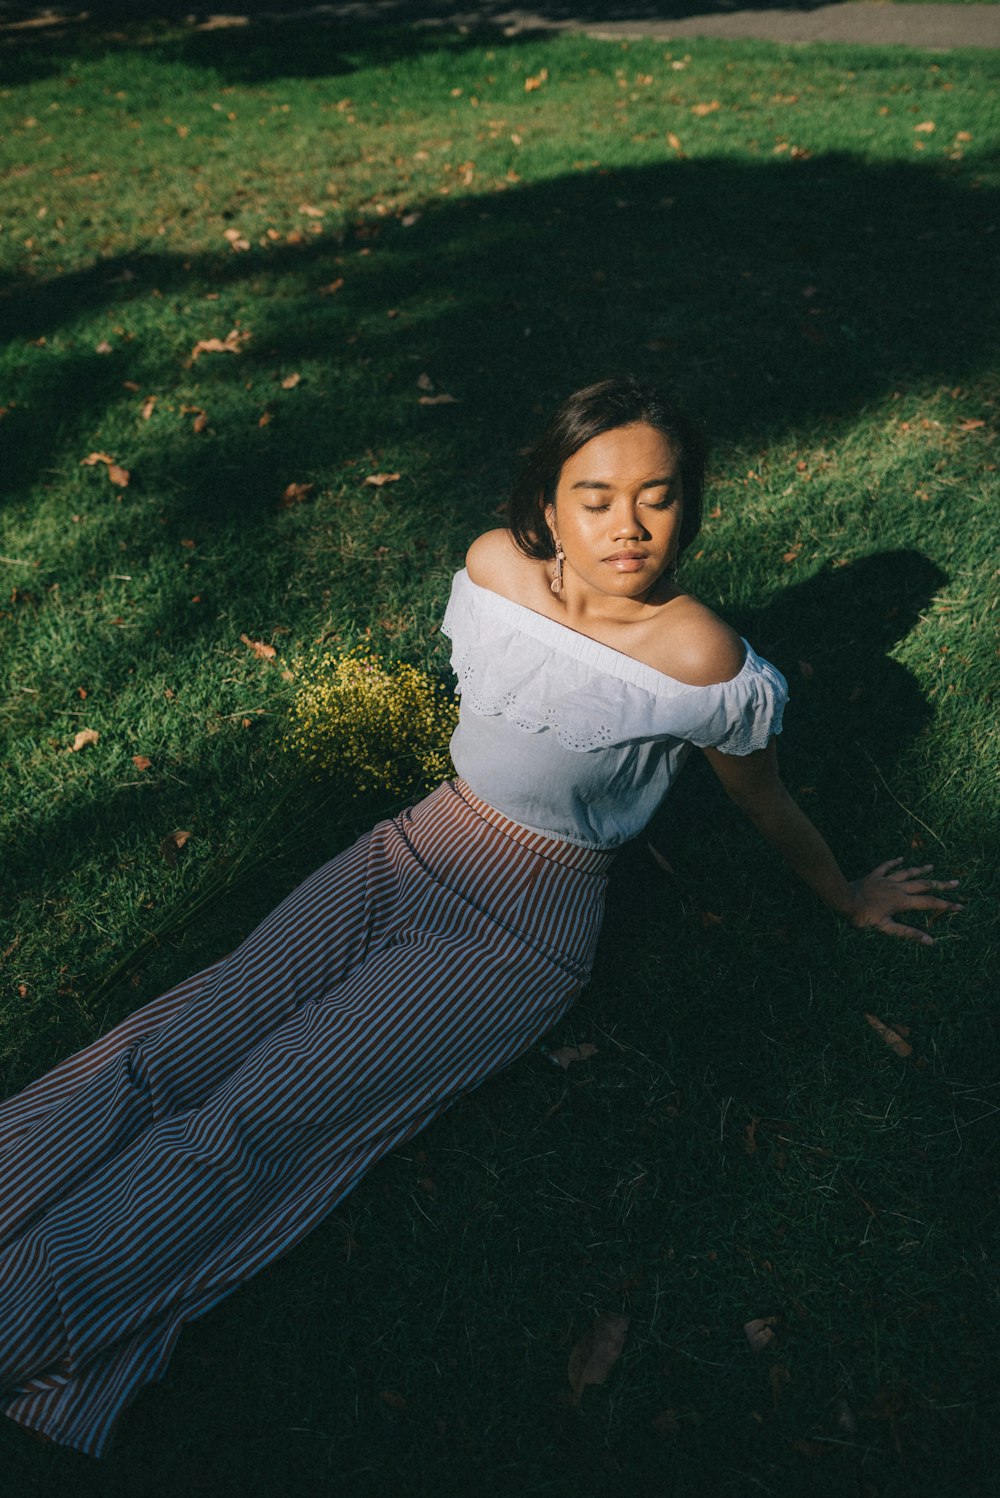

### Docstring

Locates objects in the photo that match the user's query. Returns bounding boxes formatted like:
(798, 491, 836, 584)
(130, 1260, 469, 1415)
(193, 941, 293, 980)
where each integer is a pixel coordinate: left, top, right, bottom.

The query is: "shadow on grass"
(0, 0, 850, 91)
(1, 147, 989, 936)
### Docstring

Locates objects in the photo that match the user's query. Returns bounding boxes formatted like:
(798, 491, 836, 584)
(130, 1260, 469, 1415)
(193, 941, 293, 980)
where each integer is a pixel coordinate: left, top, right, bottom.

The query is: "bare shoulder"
(648, 594, 746, 686)
(465, 529, 540, 593)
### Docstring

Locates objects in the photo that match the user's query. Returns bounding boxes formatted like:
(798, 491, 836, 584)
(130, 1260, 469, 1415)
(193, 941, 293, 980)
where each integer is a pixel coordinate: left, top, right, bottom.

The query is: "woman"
(0, 377, 961, 1457)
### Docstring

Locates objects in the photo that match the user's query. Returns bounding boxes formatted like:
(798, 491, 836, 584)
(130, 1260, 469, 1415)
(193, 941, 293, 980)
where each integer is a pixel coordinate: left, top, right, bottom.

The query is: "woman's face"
(545, 423, 684, 605)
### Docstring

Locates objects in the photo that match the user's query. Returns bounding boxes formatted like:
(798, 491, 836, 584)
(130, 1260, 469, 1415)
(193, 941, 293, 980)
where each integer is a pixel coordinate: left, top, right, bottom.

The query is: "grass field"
(1, 13, 998, 1497)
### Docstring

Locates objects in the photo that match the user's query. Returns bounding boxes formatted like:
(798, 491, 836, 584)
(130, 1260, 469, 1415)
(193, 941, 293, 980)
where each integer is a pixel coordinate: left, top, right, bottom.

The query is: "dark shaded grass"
(1, 24, 998, 1498)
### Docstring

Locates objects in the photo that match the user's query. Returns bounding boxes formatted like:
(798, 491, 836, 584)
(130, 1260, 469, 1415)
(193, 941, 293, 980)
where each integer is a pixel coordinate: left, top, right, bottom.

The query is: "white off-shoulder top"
(441, 569, 788, 850)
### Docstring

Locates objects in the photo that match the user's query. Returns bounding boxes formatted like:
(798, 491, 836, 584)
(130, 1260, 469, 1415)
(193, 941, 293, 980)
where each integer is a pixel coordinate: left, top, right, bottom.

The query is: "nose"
(611, 501, 649, 539)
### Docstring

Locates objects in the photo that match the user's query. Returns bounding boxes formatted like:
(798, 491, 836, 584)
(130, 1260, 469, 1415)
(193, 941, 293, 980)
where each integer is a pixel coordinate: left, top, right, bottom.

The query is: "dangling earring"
(666, 556, 679, 584)
(550, 540, 565, 595)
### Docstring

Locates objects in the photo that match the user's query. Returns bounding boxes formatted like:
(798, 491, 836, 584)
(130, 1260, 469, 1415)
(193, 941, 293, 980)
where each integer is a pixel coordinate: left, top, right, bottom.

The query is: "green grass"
(1, 15, 998, 1498)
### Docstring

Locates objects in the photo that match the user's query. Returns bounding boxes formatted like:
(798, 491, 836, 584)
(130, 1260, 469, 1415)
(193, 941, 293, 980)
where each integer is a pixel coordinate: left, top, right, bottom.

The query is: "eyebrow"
(569, 476, 676, 490)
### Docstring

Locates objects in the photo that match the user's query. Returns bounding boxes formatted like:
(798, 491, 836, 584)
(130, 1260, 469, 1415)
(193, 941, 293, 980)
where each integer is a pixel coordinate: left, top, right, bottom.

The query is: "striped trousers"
(0, 780, 612, 1456)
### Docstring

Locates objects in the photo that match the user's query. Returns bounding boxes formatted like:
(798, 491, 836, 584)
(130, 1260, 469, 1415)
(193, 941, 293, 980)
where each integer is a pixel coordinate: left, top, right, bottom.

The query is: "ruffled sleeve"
(441, 569, 787, 754)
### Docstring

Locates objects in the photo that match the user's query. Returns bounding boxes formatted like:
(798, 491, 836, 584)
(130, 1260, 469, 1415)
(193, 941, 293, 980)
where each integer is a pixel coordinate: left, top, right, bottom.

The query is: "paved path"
(3, 3, 1000, 50)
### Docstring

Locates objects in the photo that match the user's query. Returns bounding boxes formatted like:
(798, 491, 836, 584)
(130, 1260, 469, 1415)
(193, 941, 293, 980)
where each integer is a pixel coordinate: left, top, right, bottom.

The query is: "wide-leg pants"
(0, 780, 612, 1457)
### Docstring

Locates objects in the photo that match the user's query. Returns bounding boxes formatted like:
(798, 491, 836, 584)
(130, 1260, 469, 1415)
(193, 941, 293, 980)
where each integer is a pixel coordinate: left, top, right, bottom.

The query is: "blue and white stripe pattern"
(0, 779, 612, 1456)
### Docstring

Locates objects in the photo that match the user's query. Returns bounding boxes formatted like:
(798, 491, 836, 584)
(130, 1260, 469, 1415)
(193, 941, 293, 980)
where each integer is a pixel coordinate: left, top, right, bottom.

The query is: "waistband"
(449, 779, 617, 874)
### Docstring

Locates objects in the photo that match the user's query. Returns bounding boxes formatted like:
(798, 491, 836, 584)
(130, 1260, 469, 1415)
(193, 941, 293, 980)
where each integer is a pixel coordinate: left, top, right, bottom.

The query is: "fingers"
(878, 917, 935, 947)
(889, 862, 935, 882)
(904, 894, 964, 913)
(872, 856, 906, 877)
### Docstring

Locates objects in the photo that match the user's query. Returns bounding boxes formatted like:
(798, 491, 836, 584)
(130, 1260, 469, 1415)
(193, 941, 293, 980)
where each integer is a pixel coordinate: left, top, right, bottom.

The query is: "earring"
(550, 540, 565, 595)
(666, 556, 679, 583)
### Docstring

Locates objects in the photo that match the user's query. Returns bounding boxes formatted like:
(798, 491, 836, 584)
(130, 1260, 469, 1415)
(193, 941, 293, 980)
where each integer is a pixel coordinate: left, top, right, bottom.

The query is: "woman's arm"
(702, 740, 963, 946)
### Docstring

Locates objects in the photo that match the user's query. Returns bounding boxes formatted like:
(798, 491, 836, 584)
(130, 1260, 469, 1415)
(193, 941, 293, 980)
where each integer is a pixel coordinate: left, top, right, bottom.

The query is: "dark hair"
(506, 375, 707, 561)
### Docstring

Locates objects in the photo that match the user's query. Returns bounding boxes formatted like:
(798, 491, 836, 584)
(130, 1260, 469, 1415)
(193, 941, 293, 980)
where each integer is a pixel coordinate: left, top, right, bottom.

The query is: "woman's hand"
(847, 858, 963, 946)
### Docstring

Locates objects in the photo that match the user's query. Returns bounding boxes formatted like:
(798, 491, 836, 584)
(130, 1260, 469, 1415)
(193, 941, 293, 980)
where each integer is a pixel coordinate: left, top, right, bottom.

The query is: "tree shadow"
(1, 149, 991, 1008)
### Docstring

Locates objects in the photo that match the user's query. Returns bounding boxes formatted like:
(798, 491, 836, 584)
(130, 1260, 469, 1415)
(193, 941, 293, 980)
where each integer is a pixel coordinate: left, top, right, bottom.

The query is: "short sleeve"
(682, 646, 788, 755)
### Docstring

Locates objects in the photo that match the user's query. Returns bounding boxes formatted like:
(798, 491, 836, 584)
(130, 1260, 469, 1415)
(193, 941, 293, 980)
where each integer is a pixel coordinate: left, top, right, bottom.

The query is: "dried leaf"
(417, 372, 434, 391)
(549, 1043, 598, 1069)
(418, 393, 458, 406)
(190, 328, 248, 361)
(95, 339, 113, 354)
(132, 754, 152, 771)
(298, 203, 324, 217)
(864, 1013, 913, 1059)
(281, 372, 301, 390)
(914, 120, 936, 134)
(568, 1311, 629, 1404)
(141, 396, 157, 420)
(691, 100, 721, 117)
(71, 727, 100, 751)
(80, 451, 115, 467)
(401, 212, 421, 227)
(319, 278, 344, 296)
(192, 412, 208, 434)
(122, 380, 141, 393)
(280, 481, 315, 507)
(108, 464, 130, 487)
(744, 1316, 779, 1352)
(769, 1364, 792, 1407)
(159, 828, 192, 866)
(647, 841, 677, 877)
(957, 417, 985, 431)
(524, 68, 549, 93)
(363, 472, 401, 488)
(240, 632, 276, 661)
(667, 132, 682, 151)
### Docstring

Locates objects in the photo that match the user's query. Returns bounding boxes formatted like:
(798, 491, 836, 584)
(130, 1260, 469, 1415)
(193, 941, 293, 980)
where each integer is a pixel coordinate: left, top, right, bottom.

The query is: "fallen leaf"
(240, 632, 276, 661)
(192, 412, 208, 434)
(401, 212, 421, 227)
(281, 372, 301, 390)
(667, 132, 682, 151)
(181, 538, 196, 549)
(549, 1043, 598, 1068)
(418, 393, 458, 406)
(95, 338, 113, 355)
(159, 828, 192, 866)
(914, 120, 936, 134)
(864, 1013, 913, 1058)
(122, 379, 141, 392)
(769, 1364, 792, 1408)
(417, 372, 434, 391)
(647, 841, 677, 876)
(108, 464, 130, 487)
(691, 100, 721, 117)
(190, 328, 248, 361)
(957, 417, 985, 431)
(568, 1312, 629, 1404)
(141, 396, 157, 420)
(363, 472, 401, 488)
(524, 68, 549, 93)
(298, 203, 324, 217)
(132, 754, 152, 771)
(319, 277, 344, 296)
(71, 727, 100, 751)
(744, 1317, 779, 1353)
(258, 411, 273, 428)
(280, 481, 315, 507)
(80, 451, 115, 467)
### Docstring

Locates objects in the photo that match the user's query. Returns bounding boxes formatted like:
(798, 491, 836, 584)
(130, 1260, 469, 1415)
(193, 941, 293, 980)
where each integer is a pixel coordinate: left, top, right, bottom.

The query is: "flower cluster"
(284, 647, 458, 799)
